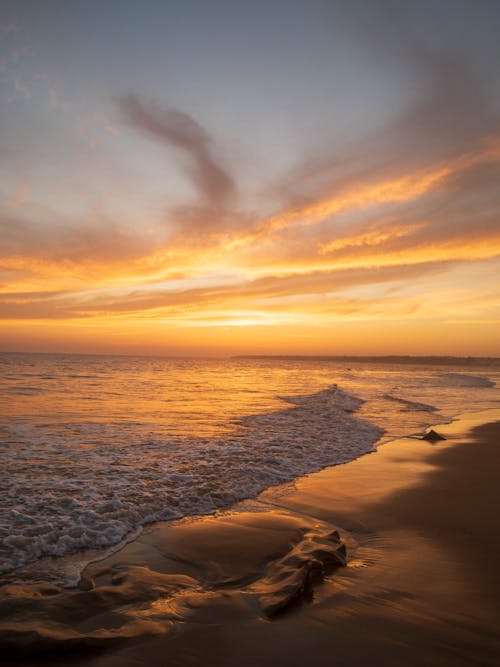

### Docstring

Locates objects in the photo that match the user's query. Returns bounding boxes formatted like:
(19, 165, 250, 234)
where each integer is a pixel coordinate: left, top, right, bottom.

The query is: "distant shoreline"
(1, 350, 499, 364)
(233, 355, 500, 365)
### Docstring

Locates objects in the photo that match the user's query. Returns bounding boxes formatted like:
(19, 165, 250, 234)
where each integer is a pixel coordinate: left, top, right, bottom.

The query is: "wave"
(383, 395, 438, 412)
(0, 385, 383, 584)
(6, 386, 45, 395)
(439, 373, 495, 388)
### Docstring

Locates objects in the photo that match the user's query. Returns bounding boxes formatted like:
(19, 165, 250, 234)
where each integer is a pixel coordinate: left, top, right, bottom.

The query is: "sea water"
(1, 353, 499, 585)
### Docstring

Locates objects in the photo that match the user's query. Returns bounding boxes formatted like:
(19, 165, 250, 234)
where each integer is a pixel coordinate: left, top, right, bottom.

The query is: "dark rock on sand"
(256, 528, 347, 618)
(422, 429, 446, 442)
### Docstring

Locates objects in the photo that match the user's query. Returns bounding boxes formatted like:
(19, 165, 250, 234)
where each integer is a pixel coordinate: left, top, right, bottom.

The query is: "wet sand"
(2, 411, 500, 666)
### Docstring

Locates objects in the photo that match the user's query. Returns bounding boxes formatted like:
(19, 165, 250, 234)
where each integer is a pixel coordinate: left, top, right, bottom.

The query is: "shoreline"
(2, 409, 500, 665)
(2, 401, 486, 590)
(74, 406, 500, 583)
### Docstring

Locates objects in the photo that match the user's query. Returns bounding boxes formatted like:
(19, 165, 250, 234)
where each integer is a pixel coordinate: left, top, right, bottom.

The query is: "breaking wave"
(0, 385, 382, 584)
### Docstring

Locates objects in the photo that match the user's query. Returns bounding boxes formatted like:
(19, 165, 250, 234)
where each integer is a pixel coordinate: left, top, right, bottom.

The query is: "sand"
(1, 410, 500, 666)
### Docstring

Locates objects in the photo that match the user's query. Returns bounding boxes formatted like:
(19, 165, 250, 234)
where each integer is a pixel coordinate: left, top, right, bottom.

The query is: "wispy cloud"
(119, 95, 236, 215)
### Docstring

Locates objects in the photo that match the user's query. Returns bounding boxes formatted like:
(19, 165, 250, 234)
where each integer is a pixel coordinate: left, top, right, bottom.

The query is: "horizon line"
(1, 350, 499, 363)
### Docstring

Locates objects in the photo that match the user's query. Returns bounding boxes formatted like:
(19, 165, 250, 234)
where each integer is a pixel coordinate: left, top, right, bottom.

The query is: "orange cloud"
(1, 92, 499, 355)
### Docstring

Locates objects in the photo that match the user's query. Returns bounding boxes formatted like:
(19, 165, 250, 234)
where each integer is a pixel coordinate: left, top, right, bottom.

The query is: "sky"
(1, 0, 499, 356)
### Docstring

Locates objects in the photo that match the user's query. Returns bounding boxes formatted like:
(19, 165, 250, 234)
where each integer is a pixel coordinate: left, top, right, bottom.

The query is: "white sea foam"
(0, 385, 382, 583)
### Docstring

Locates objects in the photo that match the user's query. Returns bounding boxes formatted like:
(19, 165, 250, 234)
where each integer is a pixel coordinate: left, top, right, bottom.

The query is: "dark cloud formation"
(119, 95, 236, 214)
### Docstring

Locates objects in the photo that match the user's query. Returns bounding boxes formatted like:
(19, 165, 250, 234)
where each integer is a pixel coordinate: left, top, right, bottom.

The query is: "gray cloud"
(118, 95, 236, 213)
(271, 0, 500, 210)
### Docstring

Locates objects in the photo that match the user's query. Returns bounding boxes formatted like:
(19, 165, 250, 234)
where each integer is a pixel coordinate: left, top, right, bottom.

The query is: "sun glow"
(1, 7, 500, 357)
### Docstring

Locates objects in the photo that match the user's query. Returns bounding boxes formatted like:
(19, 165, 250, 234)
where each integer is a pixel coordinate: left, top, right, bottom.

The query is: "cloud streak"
(0, 256, 484, 321)
(118, 95, 236, 213)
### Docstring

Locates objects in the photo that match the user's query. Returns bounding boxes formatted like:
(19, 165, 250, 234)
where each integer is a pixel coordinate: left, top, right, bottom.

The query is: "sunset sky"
(1, 0, 499, 356)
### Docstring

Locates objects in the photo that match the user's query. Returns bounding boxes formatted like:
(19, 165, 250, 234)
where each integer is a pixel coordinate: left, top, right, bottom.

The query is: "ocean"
(1, 353, 499, 586)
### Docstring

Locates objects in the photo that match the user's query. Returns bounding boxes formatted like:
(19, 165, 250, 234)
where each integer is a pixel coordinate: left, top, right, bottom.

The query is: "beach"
(3, 1, 500, 663)
(2, 408, 499, 666)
